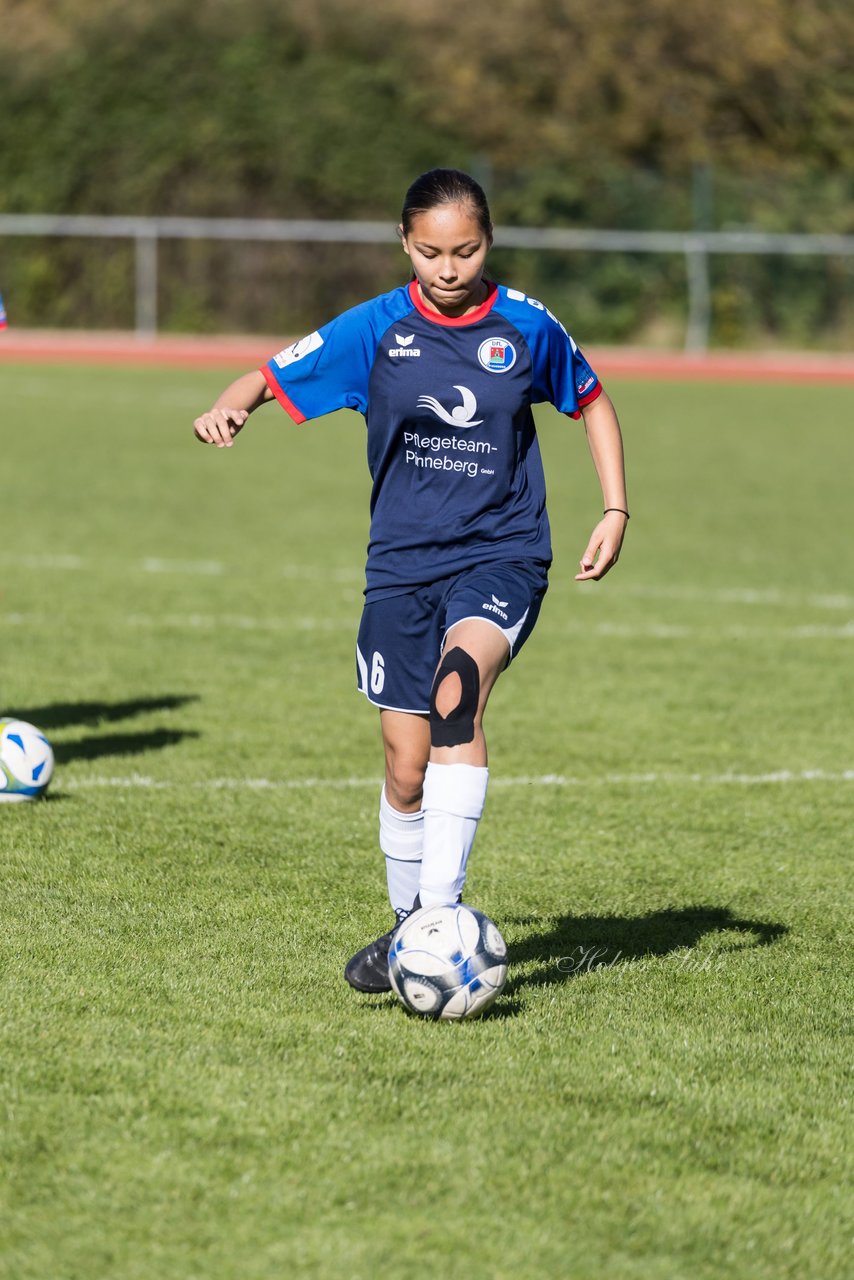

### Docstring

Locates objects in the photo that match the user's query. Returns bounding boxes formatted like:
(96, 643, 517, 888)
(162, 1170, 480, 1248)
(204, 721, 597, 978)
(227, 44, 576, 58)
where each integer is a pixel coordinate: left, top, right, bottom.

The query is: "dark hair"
(401, 168, 493, 241)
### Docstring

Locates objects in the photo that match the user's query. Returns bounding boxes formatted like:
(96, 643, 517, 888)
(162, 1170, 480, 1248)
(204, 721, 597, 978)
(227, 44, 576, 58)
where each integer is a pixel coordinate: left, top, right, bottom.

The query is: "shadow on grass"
(358, 993, 525, 1021)
(4, 695, 200, 772)
(53, 728, 200, 764)
(346, 906, 788, 1023)
(505, 904, 789, 994)
(8, 695, 198, 730)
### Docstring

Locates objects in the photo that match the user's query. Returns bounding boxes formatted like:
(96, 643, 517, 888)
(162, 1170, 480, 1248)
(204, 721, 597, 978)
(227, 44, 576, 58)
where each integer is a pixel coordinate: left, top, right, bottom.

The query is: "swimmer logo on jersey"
(477, 337, 516, 373)
(416, 385, 483, 427)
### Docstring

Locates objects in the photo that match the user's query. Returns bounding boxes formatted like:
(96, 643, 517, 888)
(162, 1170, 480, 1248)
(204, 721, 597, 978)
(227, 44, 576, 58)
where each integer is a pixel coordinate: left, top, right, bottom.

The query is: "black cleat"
(344, 899, 420, 993)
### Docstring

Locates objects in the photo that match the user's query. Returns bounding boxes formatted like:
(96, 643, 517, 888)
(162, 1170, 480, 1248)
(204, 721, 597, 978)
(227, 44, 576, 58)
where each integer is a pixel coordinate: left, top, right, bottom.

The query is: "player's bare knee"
(429, 647, 480, 748)
(384, 758, 426, 811)
(433, 670, 462, 720)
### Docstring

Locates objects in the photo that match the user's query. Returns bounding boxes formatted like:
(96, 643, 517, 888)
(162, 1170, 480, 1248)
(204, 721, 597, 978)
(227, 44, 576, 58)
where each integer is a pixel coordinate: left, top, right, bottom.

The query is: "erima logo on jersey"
(389, 333, 420, 358)
(417, 385, 483, 427)
(478, 337, 517, 374)
(273, 331, 323, 368)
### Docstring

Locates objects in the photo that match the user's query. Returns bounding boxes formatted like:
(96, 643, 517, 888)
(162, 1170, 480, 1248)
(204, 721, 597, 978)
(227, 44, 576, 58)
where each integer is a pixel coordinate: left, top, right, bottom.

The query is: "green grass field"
(1, 361, 851, 1279)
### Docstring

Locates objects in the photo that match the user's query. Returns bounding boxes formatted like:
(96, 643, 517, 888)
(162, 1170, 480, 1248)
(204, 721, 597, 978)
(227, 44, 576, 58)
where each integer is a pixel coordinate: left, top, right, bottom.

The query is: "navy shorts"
(356, 561, 549, 713)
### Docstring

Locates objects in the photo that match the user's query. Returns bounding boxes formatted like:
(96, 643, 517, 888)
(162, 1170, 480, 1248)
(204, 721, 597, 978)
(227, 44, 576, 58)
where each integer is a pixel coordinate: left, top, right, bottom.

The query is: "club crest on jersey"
(478, 336, 516, 374)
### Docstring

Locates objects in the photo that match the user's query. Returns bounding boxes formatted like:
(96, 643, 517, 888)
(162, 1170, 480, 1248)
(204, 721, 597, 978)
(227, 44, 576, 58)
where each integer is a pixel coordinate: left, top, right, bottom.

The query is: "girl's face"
(400, 202, 492, 316)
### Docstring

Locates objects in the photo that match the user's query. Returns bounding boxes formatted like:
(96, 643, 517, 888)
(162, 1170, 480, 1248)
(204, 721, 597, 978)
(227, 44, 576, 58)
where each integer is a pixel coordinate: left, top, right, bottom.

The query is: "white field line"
(126, 613, 347, 633)
(0, 553, 227, 575)
(0, 552, 363, 582)
(577, 621, 854, 639)
(62, 769, 854, 793)
(140, 557, 223, 576)
(614, 583, 854, 611)
(0, 553, 852, 608)
(5, 612, 853, 639)
(5, 553, 86, 571)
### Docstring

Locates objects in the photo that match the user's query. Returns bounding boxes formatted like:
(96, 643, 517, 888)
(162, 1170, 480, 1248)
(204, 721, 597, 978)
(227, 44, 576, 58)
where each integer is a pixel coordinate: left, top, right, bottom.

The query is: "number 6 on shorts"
(370, 651, 385, 695)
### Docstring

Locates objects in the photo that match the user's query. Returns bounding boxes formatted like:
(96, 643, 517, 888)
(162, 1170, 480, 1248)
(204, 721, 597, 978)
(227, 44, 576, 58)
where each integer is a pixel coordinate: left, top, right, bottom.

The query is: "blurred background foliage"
(1, 0, 852, 345)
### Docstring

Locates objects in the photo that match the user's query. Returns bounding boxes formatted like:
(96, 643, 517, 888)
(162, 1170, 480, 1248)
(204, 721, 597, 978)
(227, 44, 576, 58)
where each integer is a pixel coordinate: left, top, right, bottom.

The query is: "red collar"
(408, 279, 498, 327)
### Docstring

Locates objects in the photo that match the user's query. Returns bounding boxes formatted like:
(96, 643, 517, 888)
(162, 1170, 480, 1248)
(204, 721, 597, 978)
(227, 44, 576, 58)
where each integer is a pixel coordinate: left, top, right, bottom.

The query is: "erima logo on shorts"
(389, 333, 421, 358)
(482, 593, 509, 621)
(417, 385, 483, 427)
(273, 331, 323, 368)
(478, 337, 516, 373)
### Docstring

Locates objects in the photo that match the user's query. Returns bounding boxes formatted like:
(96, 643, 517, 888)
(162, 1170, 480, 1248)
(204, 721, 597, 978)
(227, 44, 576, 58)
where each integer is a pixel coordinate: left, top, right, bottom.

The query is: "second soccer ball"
(0, 718, 54, 801)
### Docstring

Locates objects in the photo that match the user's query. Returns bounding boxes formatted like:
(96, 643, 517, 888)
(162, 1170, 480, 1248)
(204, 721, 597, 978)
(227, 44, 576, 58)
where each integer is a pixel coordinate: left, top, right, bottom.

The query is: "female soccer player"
(193, 169, 629, 994)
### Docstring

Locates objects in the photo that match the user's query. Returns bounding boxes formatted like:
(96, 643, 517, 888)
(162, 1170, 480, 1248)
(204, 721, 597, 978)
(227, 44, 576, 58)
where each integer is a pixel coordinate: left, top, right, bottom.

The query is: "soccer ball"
(389, 903, 508, 1020)
(0, 718, 54, 801)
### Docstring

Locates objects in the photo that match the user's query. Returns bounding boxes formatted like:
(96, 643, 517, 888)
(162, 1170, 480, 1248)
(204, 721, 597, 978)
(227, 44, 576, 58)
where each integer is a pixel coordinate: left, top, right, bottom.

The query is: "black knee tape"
(429, 647, 480, 748)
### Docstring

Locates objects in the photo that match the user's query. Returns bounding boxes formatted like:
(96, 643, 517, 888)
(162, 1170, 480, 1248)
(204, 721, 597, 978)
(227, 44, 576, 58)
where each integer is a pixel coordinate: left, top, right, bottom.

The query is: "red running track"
(2, 329, 854, 384)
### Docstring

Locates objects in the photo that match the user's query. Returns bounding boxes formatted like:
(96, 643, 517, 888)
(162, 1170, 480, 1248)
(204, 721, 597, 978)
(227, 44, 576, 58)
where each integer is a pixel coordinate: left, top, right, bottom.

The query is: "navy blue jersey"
(262, 281, 602, 597)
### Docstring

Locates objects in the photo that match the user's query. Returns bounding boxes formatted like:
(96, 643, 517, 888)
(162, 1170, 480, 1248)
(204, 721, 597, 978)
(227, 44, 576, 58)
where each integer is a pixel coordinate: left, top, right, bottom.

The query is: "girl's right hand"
(193, 407, 249, 448)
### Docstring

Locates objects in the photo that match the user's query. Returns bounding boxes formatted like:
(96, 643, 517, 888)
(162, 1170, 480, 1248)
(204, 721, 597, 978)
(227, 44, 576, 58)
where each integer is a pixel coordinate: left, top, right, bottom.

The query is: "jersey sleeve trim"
(567, 381, 603, 419)
(261, 365, 307, 424)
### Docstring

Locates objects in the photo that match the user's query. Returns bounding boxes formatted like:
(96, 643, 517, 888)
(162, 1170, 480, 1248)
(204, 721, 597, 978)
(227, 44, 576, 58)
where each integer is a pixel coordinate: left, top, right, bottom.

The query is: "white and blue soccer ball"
(0, 718, 54, 801)
(389, 902, 508, 1020)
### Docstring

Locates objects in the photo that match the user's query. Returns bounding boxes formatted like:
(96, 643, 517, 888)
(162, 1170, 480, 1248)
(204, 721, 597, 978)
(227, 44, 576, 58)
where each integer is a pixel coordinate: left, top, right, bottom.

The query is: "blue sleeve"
(262, 306, 375, 423)
(538, 322, 602, 420)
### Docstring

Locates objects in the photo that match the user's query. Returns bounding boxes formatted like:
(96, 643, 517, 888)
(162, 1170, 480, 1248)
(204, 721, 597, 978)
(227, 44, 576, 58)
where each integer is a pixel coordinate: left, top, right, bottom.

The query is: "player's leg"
(429, 616, 509, 767)
(345, 712, 430, 991)
(418, 561, 549, 908)
(419, 618, 508, 907)
(346, 590, 437, 993)
(345, 565, 546, 991)
(381, 708, 431, 810)
(378, 708, 430, 918)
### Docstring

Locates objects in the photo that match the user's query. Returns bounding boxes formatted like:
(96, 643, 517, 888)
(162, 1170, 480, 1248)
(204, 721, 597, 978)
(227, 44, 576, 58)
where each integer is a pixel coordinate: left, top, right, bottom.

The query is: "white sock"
(419, 762, 488, 907)
(379, 786, 423, 917)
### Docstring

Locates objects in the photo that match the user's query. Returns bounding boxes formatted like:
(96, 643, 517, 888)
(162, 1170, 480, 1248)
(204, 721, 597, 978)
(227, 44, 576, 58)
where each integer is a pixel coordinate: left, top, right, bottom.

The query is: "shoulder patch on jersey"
(273, 331, 323, 368)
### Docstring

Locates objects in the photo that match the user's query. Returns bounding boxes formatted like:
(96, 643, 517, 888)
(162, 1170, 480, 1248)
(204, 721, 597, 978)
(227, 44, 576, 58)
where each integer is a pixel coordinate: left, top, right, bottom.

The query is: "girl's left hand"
(575, 511, 628, 581)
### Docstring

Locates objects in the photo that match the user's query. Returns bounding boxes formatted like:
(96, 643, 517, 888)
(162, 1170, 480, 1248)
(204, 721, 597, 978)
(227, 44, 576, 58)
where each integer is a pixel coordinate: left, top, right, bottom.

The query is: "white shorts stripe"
(444, 609, 530, 657)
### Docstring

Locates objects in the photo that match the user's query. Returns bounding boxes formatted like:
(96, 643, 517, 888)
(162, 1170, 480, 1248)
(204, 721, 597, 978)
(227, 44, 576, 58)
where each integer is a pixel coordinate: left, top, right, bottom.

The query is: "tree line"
(1, 0, 851, 344)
